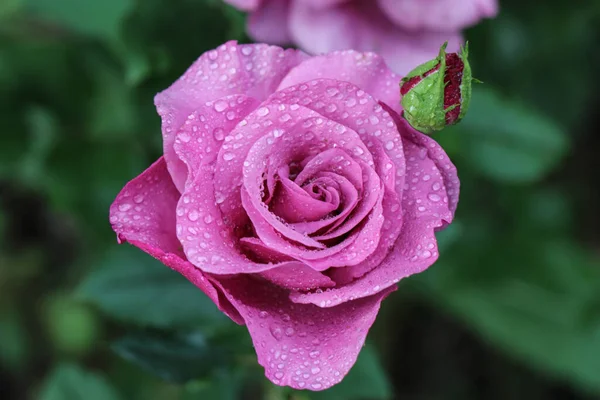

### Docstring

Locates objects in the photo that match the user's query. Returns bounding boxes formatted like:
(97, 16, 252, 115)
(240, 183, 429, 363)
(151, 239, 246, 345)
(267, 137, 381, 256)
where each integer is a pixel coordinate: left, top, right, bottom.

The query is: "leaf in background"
(39, 364, 122, 400)
(120, 0, 244, 85)
(0, 311, 29, 371)
(86, 62, 136, 142)
(0, 0, 21, 20)
(308, 345, 393, 400)
(448, 86, 569, 183)
(181, 369, 243, 400)
(77, 246, 227, 330)
(417, 234, 600, 393)
(24, 0, 134, 42)
(112, 330, 227, 384)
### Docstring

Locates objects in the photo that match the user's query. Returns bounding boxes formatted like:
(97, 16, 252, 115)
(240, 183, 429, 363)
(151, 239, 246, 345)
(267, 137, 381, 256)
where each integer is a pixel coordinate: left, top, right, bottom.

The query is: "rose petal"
(260, 262, 336, 290)
(214, 275, 395, 390)
(378, 0, 498, 32)
(299, 0, 350, 8)
(174, 94, 260, 187)
(287, 173, 356, 235)
(290, 115, 459, 306)
(176, 157, 303, 276)
(269, 174, 338, 223)
(240, 110, 385, 268)
(214, 103, 321, 234)
(312, 162, 380, 241)
(268, 80, 406, 254)
(109, 157, 242, 323)
(248, 0, 292, 45)
(285, 0, 462, 76)
(240, 237, 294, 263)
(268, 79, 406, 198)
(155, 41, 307, 191)
(223, 0, 262, 11)
(278, 54, 401, 115)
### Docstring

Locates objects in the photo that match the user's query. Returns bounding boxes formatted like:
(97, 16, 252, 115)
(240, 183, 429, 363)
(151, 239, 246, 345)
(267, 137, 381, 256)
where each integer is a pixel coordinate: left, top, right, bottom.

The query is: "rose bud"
(399, 42, 473, 134)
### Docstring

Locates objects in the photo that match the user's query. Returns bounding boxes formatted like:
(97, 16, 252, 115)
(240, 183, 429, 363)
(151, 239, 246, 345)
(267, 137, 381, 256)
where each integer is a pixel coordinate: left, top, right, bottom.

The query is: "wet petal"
(155, 41, 307, 191)
(174, 94, 260, 188)
(176, 157, 302, 276)
(278, 53, 401, 115)
(214, 275, 395, 390)
(223, 0, 262, 11)
(260, 262, 336, 291)
(109, 158, 242, 323)
(290, 112, 459, 306)
(378, 0, 498, 32)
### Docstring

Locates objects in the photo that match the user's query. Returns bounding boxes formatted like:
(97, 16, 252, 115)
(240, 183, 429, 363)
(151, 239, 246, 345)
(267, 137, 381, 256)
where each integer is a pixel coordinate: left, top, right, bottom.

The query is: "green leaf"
(451, 86, 568, 183)
(181, 370, 243, 400)
(39, 364, 122, 400)
(308, 345, 392, 400)
(24, 0, 134, 42)
(418, 235, 600, 393)
(77, 246, 227, 330)
(0, 0, 21, 20)
(112, 330, 225, 383)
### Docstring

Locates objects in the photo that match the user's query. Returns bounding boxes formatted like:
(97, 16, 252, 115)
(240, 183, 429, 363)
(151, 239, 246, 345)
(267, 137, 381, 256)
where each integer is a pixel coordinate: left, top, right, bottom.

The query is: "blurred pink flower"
(110, 41, 459, 390)
(224, 0, 497, 74)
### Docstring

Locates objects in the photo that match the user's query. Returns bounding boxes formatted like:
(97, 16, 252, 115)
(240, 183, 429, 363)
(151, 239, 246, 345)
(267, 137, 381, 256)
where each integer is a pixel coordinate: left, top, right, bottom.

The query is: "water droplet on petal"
(428, 193, 441, 202)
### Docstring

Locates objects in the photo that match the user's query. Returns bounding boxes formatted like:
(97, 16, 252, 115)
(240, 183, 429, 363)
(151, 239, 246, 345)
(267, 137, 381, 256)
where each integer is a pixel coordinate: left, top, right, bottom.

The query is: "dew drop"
(270, 326, 283, 340)
(428, 193, 441, 202)
(257, 107, 270, 116)
(188, 210, 199, 221)
(214, 100, 227, 112)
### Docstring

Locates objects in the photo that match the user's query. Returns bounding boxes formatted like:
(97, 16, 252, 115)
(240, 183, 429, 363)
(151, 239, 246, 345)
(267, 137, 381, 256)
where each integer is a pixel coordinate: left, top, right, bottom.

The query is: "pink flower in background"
(110, 41, 459, 390)
(225, 0, 498, 74)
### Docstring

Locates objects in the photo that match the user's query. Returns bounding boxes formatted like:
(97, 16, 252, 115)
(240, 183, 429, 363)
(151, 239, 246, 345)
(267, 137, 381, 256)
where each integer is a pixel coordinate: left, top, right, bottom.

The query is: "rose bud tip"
(399, 41, 474, 134)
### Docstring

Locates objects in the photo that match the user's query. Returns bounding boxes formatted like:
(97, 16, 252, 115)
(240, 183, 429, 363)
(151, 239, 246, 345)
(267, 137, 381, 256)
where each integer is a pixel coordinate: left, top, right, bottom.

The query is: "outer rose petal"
(248, 0, 292, 45)
(174, 94, 260, 187)
(278, 50, 402, 115)
(287, 0, 462, 75)
(378, 0, 498, 32)
(109, 158, 242, 323)
(223, 0, 262, 11)
(299, 0, 350, 8)
(290, 112, 459, 307)
(155, 41, 307, 191)
(214, 275, 395, 390)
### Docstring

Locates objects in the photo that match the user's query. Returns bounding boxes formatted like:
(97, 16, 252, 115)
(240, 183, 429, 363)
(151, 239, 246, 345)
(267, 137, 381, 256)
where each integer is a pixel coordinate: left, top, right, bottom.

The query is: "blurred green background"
(1, 0, 600, 399)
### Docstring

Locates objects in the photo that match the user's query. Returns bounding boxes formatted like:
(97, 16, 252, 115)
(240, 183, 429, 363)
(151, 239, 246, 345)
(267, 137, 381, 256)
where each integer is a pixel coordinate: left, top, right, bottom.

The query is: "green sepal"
(400, 42, 448, 134)
(458, 42, 473, 121)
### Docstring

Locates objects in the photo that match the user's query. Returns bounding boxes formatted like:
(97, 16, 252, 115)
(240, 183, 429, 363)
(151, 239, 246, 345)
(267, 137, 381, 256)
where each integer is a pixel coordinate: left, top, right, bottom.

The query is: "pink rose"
(110, 41, 459, 390)
(224, 0, 498, 74)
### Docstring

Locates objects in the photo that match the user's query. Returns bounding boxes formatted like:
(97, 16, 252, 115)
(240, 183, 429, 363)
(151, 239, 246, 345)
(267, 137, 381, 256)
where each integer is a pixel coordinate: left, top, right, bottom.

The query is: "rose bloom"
(110, 41, 459, 390)
(224, 0, 497, 74)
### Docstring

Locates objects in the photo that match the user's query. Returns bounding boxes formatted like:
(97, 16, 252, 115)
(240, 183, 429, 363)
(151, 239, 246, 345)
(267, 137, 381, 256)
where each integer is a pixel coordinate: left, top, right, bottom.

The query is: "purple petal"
(214, 275, 395, 390)
(155, 41, 307, 191)
(378, 0, 498, 32)
(290, 113, 459, 306)
(109, 158, 242, 323)
(176, 156, 303, 276)
(286, 0, 462, 76)
(174, 94, 260, 188)
(248, 0, 292, 44)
